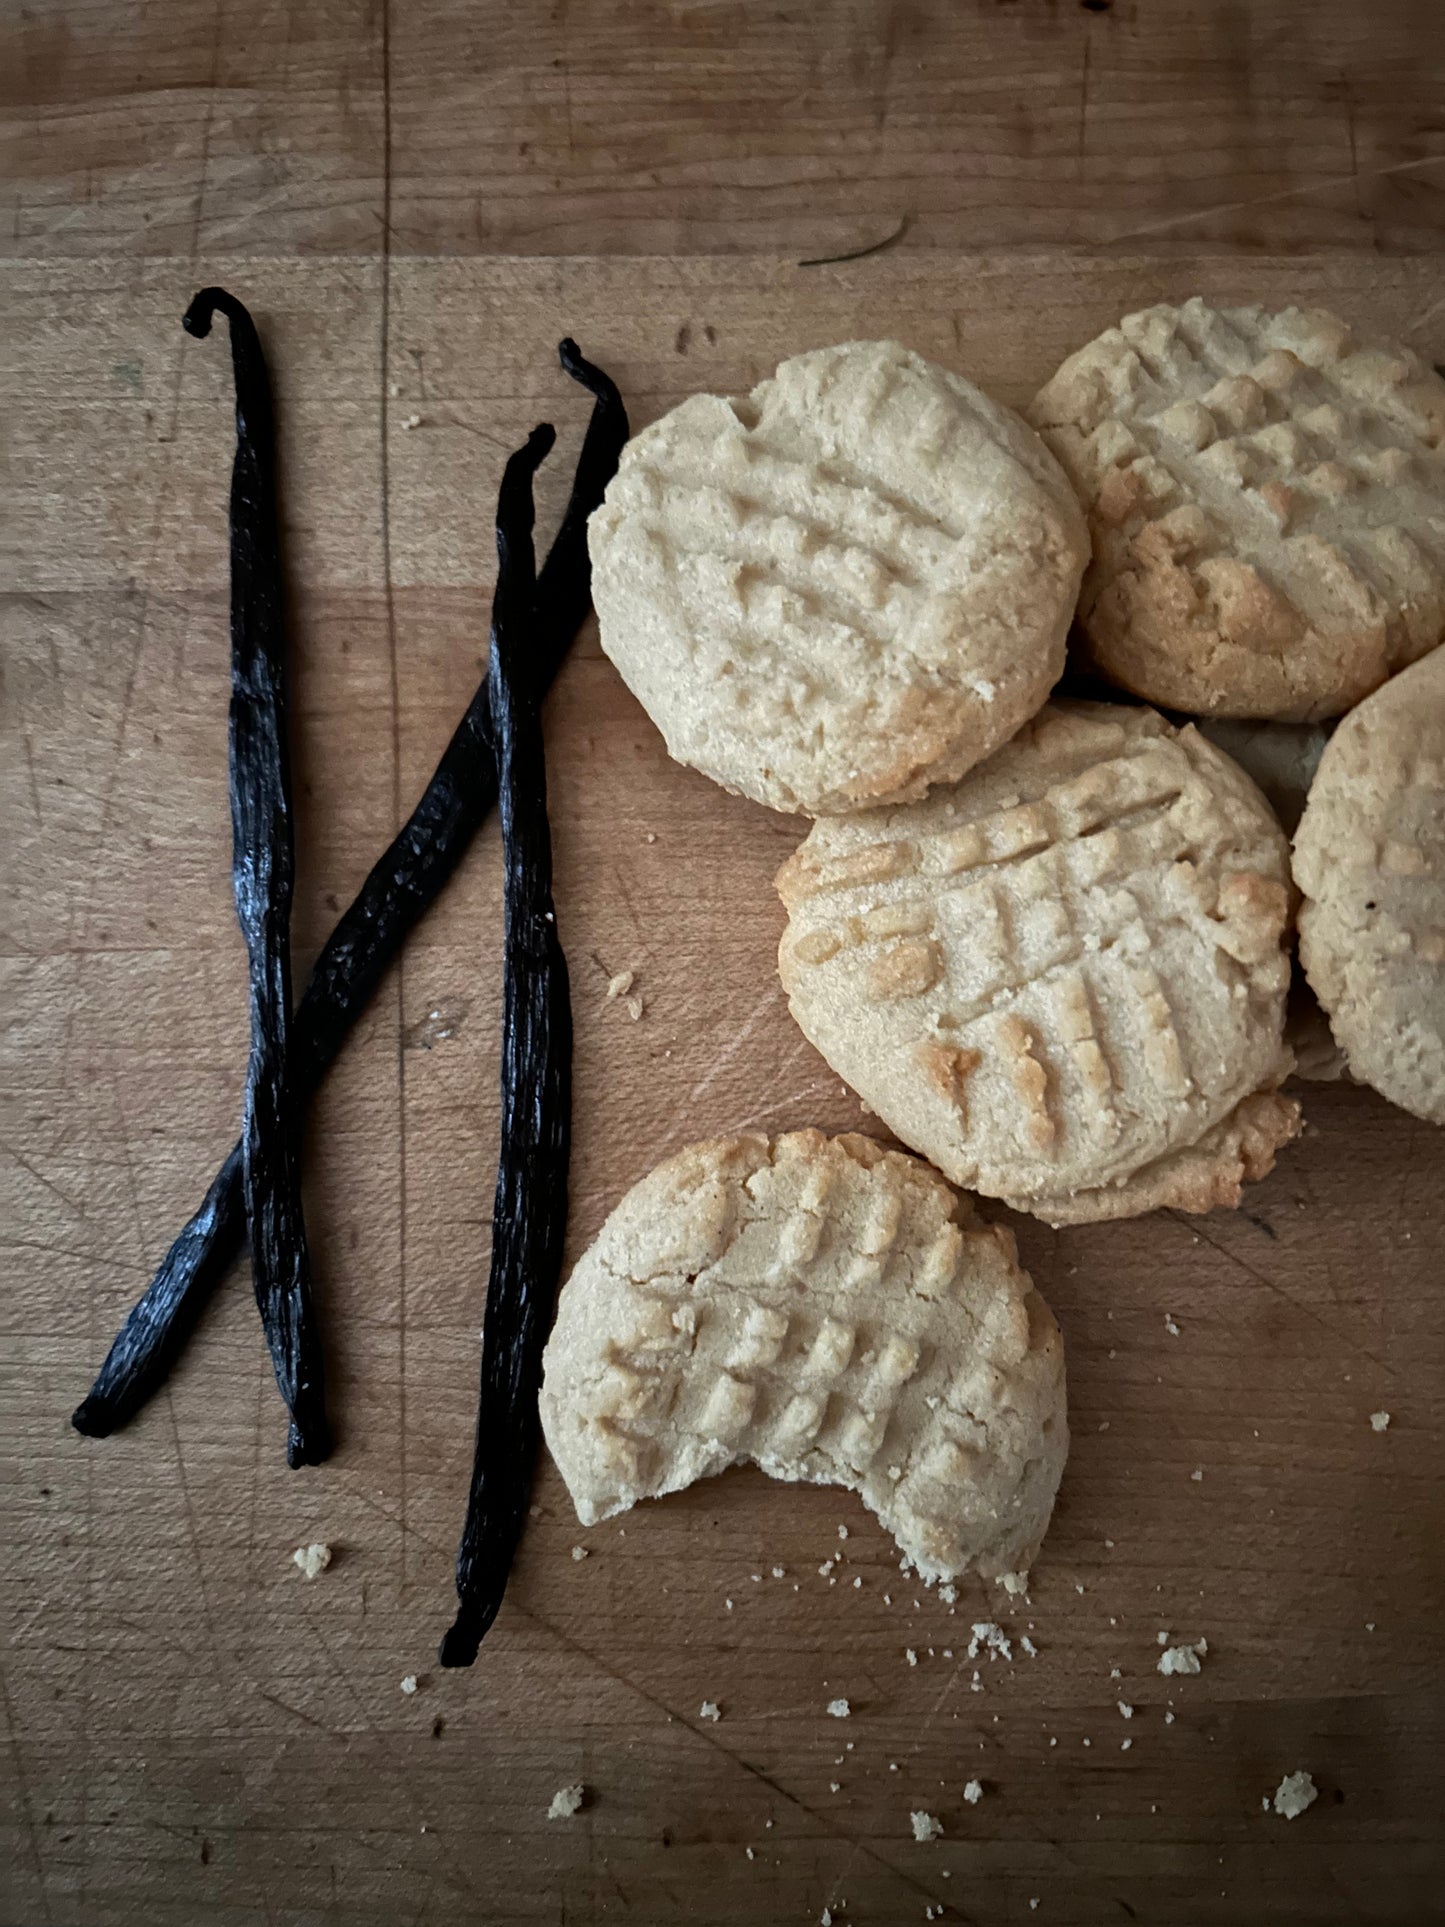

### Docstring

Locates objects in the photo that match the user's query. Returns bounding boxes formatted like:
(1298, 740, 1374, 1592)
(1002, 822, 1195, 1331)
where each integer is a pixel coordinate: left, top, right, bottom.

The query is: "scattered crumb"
(938, 1584, 957, 1606)
(1272, 1771, 1319, 1820)
(998, 1570, 1029, 1596)
(1020, 1636, 1039, 1658)
(1120, 1738, 1132, 1751)
(1157, 1643, 1204, 1677)
(853, 1576, 862, 1590)
(570, 1545, 589, 1562)
(604, 970, 634, 1001)
(906, 1649, 918, 1666)
(838, 1525, 849, 1540)
(1370, 1411, 1391, 1432)
(967, 1622, 1013, 1662)
(1030, 1901, 1040, 1911)
(1075, 1583, 1085, 1594)
(1165, 1315, 1181, 1336)
(772, 1566, 786, 1580)
(547, 1784, 585, 1820)
(1118, 1702, 1134, 1719)
(1164, 1711, 1175, 1724)
(821, 1911, 832, 1926)
(830, 1781, 841, 1793)
(292, 1543, 331, 1580)
(725, 1598, 733, 1610)
(401, 413, 423, 430)
(819, 1560, 835, 1576)
(699, 1701, 721, 1722)
(1365, 1621, 1375, 1632)
(1109, 1667, 1121, 1680)
(1158, 1631, 1170, 1644)
(624, 995, 645, 1021)
(388, 382, 400, 397)
(963, 1778, 984, 1805)
(1190, 1469, 1203, 1482)
(400, 1674, 419, 1695)
(827, 1699, 851, 1719)
(745, 1847, 754, 1860)
(910, 1811, 944, 1842)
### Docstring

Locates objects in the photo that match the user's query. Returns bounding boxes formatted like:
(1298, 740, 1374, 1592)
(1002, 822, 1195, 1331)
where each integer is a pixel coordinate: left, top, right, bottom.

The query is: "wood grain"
(3, 254, 1444, 1927)
(3, 1, 1443, 260)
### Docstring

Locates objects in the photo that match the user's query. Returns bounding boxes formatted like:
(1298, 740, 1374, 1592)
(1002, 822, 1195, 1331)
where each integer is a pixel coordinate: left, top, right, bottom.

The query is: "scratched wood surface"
(3, 253, 1445, 1927)
(4, 0, 1445, 259)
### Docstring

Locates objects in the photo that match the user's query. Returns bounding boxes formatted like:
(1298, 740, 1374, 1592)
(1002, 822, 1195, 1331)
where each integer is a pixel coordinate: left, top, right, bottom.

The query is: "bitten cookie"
(1029, 298, 1445, 721)
(539, 1131, 1068, 1583)
(777, 702, 1301, 1225)
(589, 339, 1088, 815)
(1294, 645, 1445, 1123)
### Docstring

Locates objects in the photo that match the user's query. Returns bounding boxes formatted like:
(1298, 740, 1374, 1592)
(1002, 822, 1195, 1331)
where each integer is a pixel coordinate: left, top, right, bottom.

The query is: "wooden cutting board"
(4, 253, 1444, 1927)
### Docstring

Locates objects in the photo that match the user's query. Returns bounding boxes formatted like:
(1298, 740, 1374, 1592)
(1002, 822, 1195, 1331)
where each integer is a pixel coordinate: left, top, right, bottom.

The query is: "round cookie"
(776, 701, 1301, 1225)
(1293, 645, 1445, 1123)
(1028, 298, 1445, 722)
(539, 1130, 1068, 1584)
(588, 339, 1088, 816)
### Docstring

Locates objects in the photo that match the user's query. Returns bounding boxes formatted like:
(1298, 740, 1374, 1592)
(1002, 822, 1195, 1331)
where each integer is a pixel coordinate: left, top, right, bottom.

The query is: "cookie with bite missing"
(540, 1130, 1068, 1584)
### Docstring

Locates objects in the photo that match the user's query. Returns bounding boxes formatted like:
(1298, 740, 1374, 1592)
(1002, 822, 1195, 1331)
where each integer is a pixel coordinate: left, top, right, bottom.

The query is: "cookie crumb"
(998, 1570, 1029, 1596)
(827, 1698, 851, 1719)
(1118, 1702, 1134, 1719)
(400, 1674, 419, 1695)
(571, 1545, 589, 1561)
(1370, 1411, 1391, 1432)
(963, 1778, 984, 1804)
(699, 1701, 721, 1722)
(292, 1543, 331, 1580)
(910, 1810, 944, 1842)
(1164, 1314, 1181, 1335)
(1157, 1643, 1204, 1677)
(401, 413, 423, 431)
(604, 970, 634, 1001)
(906, 1649, 918, 1666)
(547, 1784, 585, 1820)
(967, 1621, 1013, 1663)
(1272, 1771, 1319, 1819)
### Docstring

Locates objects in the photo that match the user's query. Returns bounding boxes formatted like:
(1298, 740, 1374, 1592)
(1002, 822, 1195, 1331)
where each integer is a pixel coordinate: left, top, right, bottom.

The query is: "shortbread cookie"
(1294, 646, 1445, 1122)
(1029, 299, 1445, 721)
(776, 702, 1301, 1224)
(539, 1131, 1068, 1582)
(589, 339, 1088, 815)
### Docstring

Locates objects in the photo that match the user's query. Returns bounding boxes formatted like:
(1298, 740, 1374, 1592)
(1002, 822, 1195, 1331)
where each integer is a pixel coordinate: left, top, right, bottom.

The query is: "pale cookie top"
(539, 1131, 1068, 1584)
(1029, 299, 1445, 722)
(777, 702, 1300, 1224)
(589, 339, 1088, 816)
(1294, 645, 1445, 1124)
